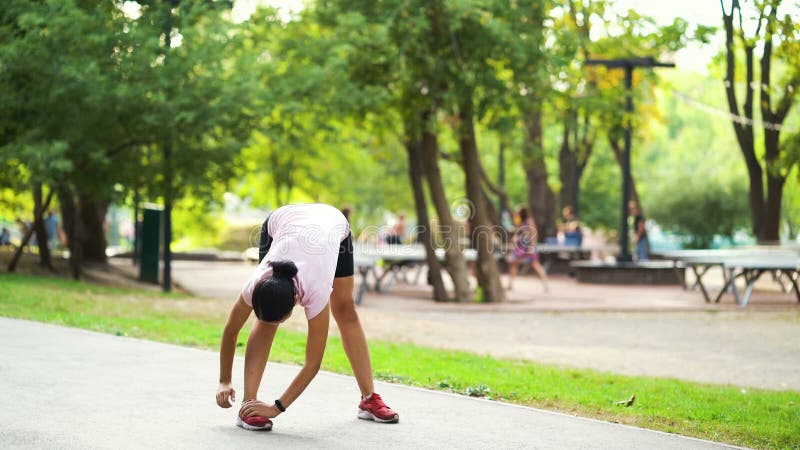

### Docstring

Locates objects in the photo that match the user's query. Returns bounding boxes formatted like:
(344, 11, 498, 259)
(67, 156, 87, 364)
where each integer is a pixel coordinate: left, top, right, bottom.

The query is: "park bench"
(659, 249, 799, 305)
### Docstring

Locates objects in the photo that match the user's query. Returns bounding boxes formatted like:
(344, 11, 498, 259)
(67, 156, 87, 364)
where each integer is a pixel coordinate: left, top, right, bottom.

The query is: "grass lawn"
(1, 273, 798, 449)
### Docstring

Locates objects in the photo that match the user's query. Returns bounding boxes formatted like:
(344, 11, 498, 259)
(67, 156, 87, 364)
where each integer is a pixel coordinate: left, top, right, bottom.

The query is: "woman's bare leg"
(330, 275, 374, 397)
(507, 260, 519, 290)
(531, 260, 549, 293)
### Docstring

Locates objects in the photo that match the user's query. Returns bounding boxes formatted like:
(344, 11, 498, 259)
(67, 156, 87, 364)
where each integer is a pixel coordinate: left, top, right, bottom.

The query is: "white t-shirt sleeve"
(241, 266, 270, 307)
(241, 277, 256, 307)
(301, 287, 330, 320)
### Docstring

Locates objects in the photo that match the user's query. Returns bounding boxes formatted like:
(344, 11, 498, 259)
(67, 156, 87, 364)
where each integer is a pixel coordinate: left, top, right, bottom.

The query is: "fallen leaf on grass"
(615, 394, 635, 407)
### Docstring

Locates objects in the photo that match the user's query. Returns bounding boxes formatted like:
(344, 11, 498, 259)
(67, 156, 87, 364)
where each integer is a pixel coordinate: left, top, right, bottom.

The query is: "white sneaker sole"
(236, 415, 273, 431)
(358, 409, 399, 423)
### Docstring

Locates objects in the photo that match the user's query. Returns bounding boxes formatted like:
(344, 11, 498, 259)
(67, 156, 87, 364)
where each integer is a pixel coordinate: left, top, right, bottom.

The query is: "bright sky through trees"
(614, 0, 722, 72)
(232, 0, 303, 22)
(233, 0, 729, 73)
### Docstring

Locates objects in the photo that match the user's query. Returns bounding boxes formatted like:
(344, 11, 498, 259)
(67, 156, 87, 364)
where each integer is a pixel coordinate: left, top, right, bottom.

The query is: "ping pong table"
(660, 249, 799, 305)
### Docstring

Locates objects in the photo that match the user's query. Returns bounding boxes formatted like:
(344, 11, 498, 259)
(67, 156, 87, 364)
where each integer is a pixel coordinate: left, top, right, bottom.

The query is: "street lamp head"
(584, 57, 676, 68)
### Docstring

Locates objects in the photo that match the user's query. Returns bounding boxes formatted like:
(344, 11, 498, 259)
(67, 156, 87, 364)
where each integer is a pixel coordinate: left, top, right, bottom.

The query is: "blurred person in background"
(507, 207, 549, 292)
(629, 201, 649, 261)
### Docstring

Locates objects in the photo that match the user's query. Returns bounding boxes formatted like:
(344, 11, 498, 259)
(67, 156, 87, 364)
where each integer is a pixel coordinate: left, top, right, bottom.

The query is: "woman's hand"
(240, 399, 281, 419)
(216, 382, 236, 408)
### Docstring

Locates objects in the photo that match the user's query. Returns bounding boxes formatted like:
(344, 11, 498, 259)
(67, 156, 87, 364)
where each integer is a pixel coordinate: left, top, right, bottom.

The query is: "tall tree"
(421, 117, 472, 302)
(405, 130, 448, 301)
(1, 1, 251, 276)
(435, 1, 508, 302)
(721, 0, 800, 241)
(312, 1, 473, 301)
(499, 0, 557, 241)
(553, 0, 607, 214)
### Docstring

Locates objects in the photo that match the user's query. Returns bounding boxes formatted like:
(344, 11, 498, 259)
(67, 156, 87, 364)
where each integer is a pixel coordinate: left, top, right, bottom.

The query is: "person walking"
(506, 207, 549, 292)
(629, 201, 649, 261)
(45, 210, 59, 251)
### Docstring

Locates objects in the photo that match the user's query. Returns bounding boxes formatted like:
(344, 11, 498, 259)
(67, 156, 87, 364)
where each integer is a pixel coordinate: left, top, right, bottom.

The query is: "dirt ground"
(140, 259, 800, 392)
(3, 251, 799, 391)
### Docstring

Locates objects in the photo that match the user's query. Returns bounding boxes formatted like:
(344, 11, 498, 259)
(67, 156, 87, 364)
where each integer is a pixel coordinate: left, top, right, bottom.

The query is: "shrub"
(648, 175, 749, 249)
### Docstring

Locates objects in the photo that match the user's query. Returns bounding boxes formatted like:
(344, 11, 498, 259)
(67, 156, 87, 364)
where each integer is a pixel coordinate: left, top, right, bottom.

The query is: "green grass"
(1, 273, 798, 449)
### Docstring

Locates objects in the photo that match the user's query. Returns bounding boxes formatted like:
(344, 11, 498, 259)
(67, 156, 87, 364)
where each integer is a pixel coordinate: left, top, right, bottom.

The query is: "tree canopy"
(2, 0, 798, 294)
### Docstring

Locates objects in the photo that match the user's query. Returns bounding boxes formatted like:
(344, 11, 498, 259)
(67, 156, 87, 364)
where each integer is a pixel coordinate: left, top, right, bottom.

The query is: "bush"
(648, 175, 749, 249)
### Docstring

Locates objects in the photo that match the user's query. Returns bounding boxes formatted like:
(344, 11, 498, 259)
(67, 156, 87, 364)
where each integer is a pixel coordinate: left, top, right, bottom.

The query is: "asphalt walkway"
(0, 318, 736, 449)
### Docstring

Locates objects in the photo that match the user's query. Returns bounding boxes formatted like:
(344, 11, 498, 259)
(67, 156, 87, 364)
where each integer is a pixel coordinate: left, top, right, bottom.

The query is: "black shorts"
(258, 214, 354, 278)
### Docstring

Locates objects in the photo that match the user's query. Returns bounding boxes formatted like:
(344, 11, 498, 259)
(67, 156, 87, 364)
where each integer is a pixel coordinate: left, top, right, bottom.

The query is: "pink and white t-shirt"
(241, 203, 350, 320)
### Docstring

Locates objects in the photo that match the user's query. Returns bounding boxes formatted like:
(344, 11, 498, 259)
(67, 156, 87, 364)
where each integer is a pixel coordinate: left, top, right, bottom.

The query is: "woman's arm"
(279, 303, 330, 406)
(240, 304, 330, 418)
(242, 317, 279, 400)
(216, 295, 252, 408)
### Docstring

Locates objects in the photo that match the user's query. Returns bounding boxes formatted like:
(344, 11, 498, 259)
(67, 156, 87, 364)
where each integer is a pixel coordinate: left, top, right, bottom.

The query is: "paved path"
(0, 318, 736, 449)
(151, 260, 800, 391)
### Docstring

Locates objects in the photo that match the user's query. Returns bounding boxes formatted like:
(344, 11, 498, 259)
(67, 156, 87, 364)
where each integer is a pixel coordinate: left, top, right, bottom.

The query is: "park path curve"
(0, 318, 738, 449)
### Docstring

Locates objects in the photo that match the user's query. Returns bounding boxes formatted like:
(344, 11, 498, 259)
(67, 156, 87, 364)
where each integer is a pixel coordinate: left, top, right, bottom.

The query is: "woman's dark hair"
(518, 207, 529, 223)
(252, 260, 298, 322)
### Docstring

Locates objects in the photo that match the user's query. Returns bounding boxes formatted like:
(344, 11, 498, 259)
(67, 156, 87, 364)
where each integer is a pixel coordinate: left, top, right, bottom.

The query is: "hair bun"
(270, 260, 298, 279)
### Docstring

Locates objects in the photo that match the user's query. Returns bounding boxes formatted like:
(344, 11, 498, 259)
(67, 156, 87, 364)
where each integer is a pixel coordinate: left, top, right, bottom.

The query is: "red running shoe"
(358, 393, 399, 423)
(236, 414, 273, 431)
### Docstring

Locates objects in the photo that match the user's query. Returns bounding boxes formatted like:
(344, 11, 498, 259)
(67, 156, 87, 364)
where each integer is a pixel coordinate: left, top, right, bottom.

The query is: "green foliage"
(170, 195, 224, 251)
(1, 0, 254, 251)
(464, 384, 491, 397)
(717, 1, 800, 240)
(579, 147, 620, 230)
(230, 6, 412, 218)
(0, 1, 116, 193)
(782, 167, 800, 239)
(1, 0, 795, 252)
(648, 175, 749, 249)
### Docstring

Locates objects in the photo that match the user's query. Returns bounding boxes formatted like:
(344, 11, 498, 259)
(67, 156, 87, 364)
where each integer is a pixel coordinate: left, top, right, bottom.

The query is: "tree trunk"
(560, 109, 594, 216)
(405, 135, 448, 301)
(57, 185, 81, 279)
(481, 188, 501, 231)
(764, 174, 784, 242)
(7, 222, 35, 273)
(77, 194, 108, 263)
(436, 149, 505, 231)
(7, 188, 54, 272)
(759, 18, 786, 243)
(421, 120, 473, 302)
(609, 137, 642, 211)
(762, 121, 783, 242)
(458, 97, 504, 302)
(478, 154, 511, 225)
(722, 5, 765, 240)
(32, 183, 52, 268)
(133, 185, 140, 266)
(559, 124, 579, 213)
(522, 109, 557, 241)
